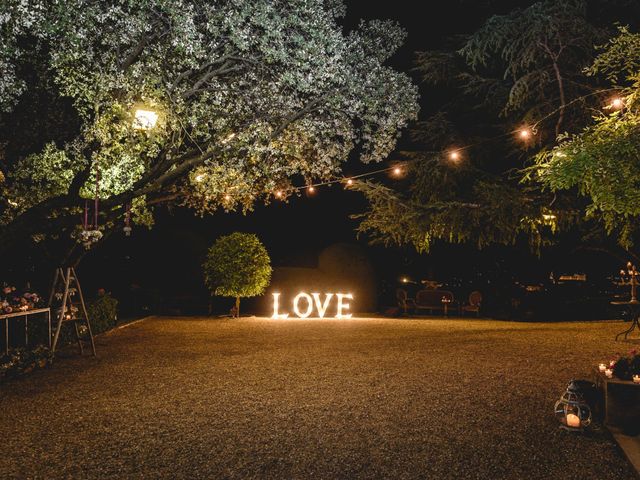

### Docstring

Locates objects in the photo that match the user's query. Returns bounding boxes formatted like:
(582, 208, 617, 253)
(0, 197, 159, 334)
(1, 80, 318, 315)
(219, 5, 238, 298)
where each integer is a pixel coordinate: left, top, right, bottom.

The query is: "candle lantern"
(554, 380, 595, 432)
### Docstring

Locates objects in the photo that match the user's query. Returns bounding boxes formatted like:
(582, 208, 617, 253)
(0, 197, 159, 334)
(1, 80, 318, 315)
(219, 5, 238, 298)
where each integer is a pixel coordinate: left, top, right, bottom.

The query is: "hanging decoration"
(123, 202, 132, 236)
(74, 164, 103, 249)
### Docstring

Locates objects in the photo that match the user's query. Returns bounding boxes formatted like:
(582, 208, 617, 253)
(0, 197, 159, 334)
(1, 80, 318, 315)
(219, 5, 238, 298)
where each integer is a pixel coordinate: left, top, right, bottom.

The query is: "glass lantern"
(554, 380, 594, 432)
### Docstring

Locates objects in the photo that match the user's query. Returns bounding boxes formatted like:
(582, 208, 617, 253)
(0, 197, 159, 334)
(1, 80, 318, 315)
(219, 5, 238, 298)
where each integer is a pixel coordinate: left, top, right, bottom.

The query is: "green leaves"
(355, 0, 609, 254)
(531, 28, 640, 247)
(459, 0, 601, 117)
(0, 0, 418, 234)
(203, 232, 272, 299)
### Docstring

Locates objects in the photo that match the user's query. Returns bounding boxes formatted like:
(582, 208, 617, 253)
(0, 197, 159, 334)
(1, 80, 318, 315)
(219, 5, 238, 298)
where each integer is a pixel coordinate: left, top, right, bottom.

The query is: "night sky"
(78, 0, 630, 316)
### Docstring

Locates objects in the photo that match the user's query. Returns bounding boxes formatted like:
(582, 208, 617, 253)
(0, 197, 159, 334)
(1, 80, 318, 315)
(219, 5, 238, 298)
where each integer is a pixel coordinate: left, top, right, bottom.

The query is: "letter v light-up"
(311, 293, 334, 318)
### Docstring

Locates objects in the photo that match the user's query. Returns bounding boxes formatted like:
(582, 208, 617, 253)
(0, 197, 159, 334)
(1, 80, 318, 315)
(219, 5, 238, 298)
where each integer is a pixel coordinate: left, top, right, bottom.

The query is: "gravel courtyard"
(0, 316, 637, 479)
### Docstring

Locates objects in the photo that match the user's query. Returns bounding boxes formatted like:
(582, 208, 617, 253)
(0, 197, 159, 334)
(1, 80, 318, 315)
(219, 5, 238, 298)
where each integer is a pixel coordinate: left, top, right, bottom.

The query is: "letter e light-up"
(336, 293, 353, 319)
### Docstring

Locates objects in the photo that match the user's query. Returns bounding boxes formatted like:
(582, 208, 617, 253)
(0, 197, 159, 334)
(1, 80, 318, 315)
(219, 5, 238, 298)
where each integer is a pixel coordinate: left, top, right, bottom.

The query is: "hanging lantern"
(554, 380, 595, 432)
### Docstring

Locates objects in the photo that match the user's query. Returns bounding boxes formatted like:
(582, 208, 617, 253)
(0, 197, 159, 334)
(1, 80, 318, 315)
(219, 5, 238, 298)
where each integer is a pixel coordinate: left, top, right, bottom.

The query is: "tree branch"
(270, 94, 331, 139)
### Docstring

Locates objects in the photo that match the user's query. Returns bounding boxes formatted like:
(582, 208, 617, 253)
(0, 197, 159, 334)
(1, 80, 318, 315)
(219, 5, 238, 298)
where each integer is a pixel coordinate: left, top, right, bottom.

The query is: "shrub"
(87, 292, 118, 334)
(203, 232, 272, 316)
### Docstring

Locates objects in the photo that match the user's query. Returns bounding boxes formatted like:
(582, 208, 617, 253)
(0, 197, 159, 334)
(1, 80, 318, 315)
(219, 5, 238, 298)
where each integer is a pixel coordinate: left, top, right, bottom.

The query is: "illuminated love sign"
(272, 292, 353, 319)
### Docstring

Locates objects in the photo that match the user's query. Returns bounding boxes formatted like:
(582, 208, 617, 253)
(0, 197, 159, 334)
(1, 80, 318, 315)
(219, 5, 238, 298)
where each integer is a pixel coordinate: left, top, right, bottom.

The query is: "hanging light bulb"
(224, 194, 231, 201)
(519, 128, 532, 140)
(132, 109, 159, 130)
(275, 190, 283, 199)
(392, 166, 403, 177)
(307, 185, 316, 194)
(448, 150, 461, 162)
(609, 97, 625, 110)
(345, 178, 354, 186)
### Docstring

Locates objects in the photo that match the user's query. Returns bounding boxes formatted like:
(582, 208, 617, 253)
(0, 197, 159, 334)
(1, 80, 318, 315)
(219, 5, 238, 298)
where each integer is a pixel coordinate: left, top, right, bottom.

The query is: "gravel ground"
(0, 316, 638, 479)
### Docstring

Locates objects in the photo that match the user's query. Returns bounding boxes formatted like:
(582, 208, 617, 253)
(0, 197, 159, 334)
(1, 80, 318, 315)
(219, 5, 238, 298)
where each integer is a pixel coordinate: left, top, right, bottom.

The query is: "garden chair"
(396, 288, 415, 315)
(460, 291, 482, 316)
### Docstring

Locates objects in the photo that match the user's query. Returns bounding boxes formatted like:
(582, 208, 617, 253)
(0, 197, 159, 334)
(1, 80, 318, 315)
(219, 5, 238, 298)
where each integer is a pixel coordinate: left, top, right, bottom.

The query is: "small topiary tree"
(203, 233, 272, 317)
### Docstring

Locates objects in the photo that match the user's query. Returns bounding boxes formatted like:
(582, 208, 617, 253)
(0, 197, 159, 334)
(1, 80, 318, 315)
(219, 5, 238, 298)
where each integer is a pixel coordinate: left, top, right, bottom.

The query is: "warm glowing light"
(566, 413, 580, 428)
(401, 277, 409, 284)
(449, 150, 461, 162)
(542, 213, 557, 221)
(519, 128, 532, 139)
(335, 293, 353, 319)
(195, 174, 204, 183)
(346, 178, 354, 186)
(293, 292, 314, 318)
(271, 293, 289, 319)
(307, 185, 315, 194)
(224, 194, 231, 201)
(271, 292, 354, 319)
(610, 97, 625, 109)
(133, 109, 159, 130)
(275, 190, 283, 198)
(392, 167, 402, 176)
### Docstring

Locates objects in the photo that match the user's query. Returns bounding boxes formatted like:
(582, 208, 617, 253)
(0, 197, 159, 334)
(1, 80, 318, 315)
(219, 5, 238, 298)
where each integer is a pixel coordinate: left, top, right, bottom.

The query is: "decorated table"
(0, 307, 51, 354)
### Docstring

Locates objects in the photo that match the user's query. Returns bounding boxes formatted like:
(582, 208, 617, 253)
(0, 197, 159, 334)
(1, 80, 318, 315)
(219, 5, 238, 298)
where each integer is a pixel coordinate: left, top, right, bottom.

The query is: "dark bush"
(87, 293, 118, 334)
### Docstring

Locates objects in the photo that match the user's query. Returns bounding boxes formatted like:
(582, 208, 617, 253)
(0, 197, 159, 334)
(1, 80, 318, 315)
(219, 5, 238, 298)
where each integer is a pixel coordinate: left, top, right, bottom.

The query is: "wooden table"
(593, 367, 640, 426)
(0, 308, 51, 354)
(611, 300, 640, 341)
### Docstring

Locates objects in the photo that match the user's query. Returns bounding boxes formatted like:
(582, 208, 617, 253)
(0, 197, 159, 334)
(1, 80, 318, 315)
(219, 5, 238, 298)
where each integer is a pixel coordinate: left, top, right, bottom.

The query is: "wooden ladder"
(48, 267, 96, 356)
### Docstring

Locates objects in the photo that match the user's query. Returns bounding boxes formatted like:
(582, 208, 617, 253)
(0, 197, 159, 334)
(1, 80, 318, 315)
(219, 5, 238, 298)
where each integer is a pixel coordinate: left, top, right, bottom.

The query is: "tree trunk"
(551, 60, 566, 138)
(235, 296, 240, 318)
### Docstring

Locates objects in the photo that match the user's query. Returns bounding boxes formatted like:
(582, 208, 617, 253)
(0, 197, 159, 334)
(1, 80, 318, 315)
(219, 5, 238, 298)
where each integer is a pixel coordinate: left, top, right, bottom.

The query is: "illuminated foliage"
(203, 232, 272, 314)
(531, 27, 640, 247)
(0, 0, 418, 253)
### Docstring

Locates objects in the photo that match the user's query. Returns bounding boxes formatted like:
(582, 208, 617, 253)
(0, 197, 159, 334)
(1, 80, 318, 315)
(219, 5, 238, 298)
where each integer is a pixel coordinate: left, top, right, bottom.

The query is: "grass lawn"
(0, 316, 638, 479)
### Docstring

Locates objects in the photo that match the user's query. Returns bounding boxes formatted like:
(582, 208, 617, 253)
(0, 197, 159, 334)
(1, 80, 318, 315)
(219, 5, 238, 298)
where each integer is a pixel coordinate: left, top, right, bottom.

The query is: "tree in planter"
(0, 0, 418, 266)
(203, 233, 271, 317)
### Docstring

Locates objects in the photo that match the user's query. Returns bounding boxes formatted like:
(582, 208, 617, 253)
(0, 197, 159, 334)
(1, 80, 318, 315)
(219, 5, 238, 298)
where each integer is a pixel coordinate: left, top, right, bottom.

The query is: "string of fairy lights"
(227, 88, 625, 200)
(177, 87, 625, 202)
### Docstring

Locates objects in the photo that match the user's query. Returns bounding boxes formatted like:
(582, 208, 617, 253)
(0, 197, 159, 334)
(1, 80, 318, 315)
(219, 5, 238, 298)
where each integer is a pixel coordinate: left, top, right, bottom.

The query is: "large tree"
(0, 0, 418, 263)
(353, 0, 630, 254)
(531, 27, 640, 249)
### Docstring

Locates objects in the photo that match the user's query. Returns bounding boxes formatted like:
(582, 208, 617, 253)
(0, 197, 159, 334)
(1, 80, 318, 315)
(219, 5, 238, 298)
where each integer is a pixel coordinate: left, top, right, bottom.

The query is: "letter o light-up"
(293, 293, 314, 318)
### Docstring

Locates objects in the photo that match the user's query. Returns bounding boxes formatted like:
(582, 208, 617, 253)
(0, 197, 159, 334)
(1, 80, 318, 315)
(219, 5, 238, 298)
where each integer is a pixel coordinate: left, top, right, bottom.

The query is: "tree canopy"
(531, 27, 640, 248)
(353, 0, 635, 254)
(203, 232, 272, 314)
(0, 0, 418, 261)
